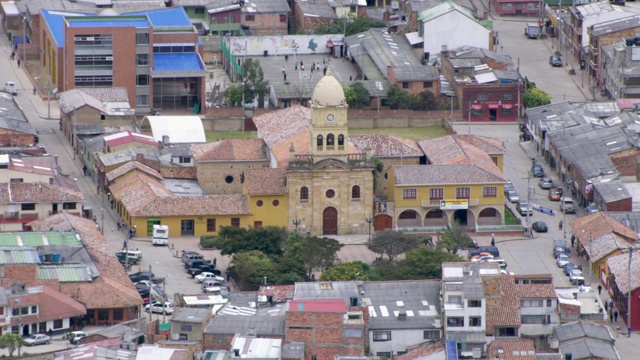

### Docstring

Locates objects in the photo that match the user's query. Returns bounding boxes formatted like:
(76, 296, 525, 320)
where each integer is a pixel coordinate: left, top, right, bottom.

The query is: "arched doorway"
(373, 214, 393, 231)
(323, 207, 338, 235)
(453, 209, 468, 226)
(478, 207, 502, 226)
(397, 209, 422, 228)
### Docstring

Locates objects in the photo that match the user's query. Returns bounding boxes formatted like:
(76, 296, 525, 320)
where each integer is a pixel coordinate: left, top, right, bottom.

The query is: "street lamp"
(365, 217, 373, 242)
(292, 219, 301, 232)
(468, 100, 477, 135)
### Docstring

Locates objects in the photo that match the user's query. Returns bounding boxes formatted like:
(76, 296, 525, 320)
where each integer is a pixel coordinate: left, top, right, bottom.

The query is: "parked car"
(187, 264, 221, 278)
(564, 262, 577, 276)
(517, 201, 533, 216)
(506, 190, 520, 203)
(569, 269, 585, 284)
(560, 197, 576, 214)
(531, 163, 545, 177)
(24, 334, 51, 346)
(548, 188, 562, 201)
(66, 331, 88, 344)
(181, 251, 204, 264)
(129, 271, 154, 283)
(554, 246, 568, 259)
(145, 302, 174, 315)
(532, 221, 548, 233)
(556, 254, 570, 268)
(550, 55, 563, 67)
(4, 81, 17, 95)
(504, 181, 515, 194)
(195, 272, 225, 283)
(538, 177, 554, 189)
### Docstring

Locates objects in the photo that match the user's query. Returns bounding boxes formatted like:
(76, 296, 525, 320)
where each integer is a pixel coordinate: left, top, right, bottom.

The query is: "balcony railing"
(4, 212, 18, 220)
(20, 213, 38, 220)
(421, 199, 479, 207)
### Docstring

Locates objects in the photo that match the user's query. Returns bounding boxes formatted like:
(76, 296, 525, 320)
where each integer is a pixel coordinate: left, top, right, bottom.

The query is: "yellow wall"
(130, 215, 253, 238)
(391, 184, 505, 207)
(246, 194, 288, 228)
(491, 154, 504, 173)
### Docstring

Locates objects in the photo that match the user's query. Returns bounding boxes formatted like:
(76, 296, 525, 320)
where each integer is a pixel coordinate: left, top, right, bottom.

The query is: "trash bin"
(263, 50, 268, 57)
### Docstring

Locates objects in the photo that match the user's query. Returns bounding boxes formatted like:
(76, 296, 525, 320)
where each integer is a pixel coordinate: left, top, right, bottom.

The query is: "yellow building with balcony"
(385, 135, 507, 229)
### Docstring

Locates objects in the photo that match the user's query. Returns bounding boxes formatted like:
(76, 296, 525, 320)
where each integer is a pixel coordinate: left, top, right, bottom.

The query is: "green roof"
(37, 265, 93, 282)
(418, 1, 476, 23)
(0, 232, 80, 247)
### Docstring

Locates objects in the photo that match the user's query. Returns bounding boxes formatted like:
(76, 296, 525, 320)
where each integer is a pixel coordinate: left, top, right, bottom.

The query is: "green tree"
(231, 250, 278, 289)
(0, 333, 25, 357)
(223, 85, 243, 106)
(367, 229, 420, 261)
(299, 236, 343, 278)
(212, 226, 286, 256)
(344, 82, 371, 109)
(398, 245, 464, 279)
(314, 14, 385, 36)
(436, 221, 475, 254)
(523, 87, 552, 108)
(386, 84, 415, 110)
(413, 91, 439, 111)
(320, 261, 377, 281)
(241, 58, 269, 108)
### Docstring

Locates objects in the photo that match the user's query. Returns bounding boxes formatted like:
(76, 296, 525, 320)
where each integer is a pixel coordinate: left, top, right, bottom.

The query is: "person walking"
(614, 309, 619, 322)
(491, 233, 496, 246)
(610, 311, 614, 323)
(571, 234, 576, 247)
(558, 220, 563, 230)
(117, 220, 121, 231)
(32, 86, 36, 95)
(598, 284, 602, 295)
(282, 66, 285, 75)
(285, 54, 289, 61)
(294, 62, 298, 70)
(17, 58, 20, 68)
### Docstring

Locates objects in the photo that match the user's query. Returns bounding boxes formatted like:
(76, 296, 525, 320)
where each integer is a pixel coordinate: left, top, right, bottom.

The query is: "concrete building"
(491, 0, 540, 17)
(170, 307, 212, 342)
(601, 38, 640, 100)
(552, 321, 619, 359)
(41, 7, 207, 114)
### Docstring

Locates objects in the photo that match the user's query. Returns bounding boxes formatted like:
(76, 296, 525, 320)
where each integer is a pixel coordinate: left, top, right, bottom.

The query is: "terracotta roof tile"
(9, 157, 56, 176)
(486, 275, 520, 335)
(487, 339, 536, 360)
(109, 172, 174, 214)
(106, 161, 162, 182)
(133, 194, 251, 217)
(191, 138, 268, 161)
(244, 168, 287, 195)
(570, 213, 638, 261)
(394, 340, 445, 360)
(393, 164, 505, 185)
(510, 274, 557, 299)
(607, 252, 640, 293)
(104, 131, 158, 148)
(258, 285, 295, 303)
(348, 134, 422, 157)
(0, 182, 84, 203)
(455, 134, 506, 154)
(9, 286, 86, 324)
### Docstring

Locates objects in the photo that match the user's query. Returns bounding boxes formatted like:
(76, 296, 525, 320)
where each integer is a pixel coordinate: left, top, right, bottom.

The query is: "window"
(256, 200, 263, 207)
(498, 327, 517, 336)
(225, 175, 234, 184)
(447, 317, 464, 327)
(338, 134, 344, 146)
(21, 203, 36, 211)
(527, 3, 538, 10)
(373, 330, 391, 341)
(280, 14, 287, 22)
(468, 299, 482, 308)
(327, 133, 335, 146)
(423, 81, 433, 88)
(317, 134, 323, 149)
(195, 8, 205, 14)
(272, 200, 280, 206)
(207, 219, 216, 232)
(483, 186, 497, 198)
(547, 299, 553, 307)
(53, 319, 63, 329)
(521, 315, 549, 324)
(11, 308, 18, 316)
(501, 93, 512, 100)
(20, 307, 28, 315)
(30, 305, 37, 314)
(448, 295, 462, 304)
(344, 328, 362, 337)
(502, 107, 512, 115)
(456, 187, 470, 199)
(477, 94, 488, 101)
(402, 82, 410, 89)
(181, 324, 193, 332)
(214, 336, 227, 344)
(403, 189, 417, 199)
(136, 33, 149, 45)
(113, 309, 124, 320)
(423, 330, 440, 339)
(62, 202, 77, 210)
(231, 218, 240, 228)
(469, 316, 482, 327)
(254, 221, 262, 228)
(245, 14, 255, 21)
(521, 299, 543, 307)
(352, 185, 360, 199)
(429, 188, 443, 200)
(491, 156, 498, 165)
(502, 3, 512, 10)
(300, 186, 309, 200)
(136, 94, 149, 106)
(326, 189, 335, 198)
(10, 178, 23, 183)
(179, 157, 191, 164)
(136, 74, 149, 86)
(377, 353, 392, 357)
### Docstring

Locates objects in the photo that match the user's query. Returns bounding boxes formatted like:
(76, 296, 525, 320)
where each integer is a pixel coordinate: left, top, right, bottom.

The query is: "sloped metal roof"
(0, 246, 40, 264)
(37, 264, 93, 282)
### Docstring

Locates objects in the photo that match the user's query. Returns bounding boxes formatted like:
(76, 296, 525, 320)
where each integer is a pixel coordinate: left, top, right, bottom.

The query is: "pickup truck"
(187, 264, 221, 277)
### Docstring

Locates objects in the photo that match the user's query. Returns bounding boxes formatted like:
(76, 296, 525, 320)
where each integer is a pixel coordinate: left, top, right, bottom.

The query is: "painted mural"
(228, 35, 343, 56)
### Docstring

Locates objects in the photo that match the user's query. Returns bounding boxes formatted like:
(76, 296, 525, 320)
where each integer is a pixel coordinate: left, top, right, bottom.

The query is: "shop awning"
(488, 104, 499, 109)
(502, 104, 513, 109)
(471, 104, 482, 110)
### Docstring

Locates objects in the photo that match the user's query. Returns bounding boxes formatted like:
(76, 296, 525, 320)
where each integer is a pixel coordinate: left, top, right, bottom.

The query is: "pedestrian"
(164, 330, 169, 340)
(323, 67, 327, 76)
(610, 311, 614, 323)
(285, 54, 289, 61)
(614, 309, 619, 322)
(283, 72, 287, 81)
(10, 51, 14, 60)
(282, 66, 285, 75)
(491, 233, 495, 246)
(349, 75, 353, 81)
(82, 165, 87, 176)
(92, 215, 97, 223)
(571, 234, 576, 247)
(294, 62, 298, 70)
(17, 58, 20, 68)
(301, 64, 304, 71)
(558, 220, 563, 230)
(311, 65, 314, 73)
(117, 220, 121, 230)
(607, 298, 614, 310)
(598, 284, 602, 295)
(213, 257, 217, 267)
(323, 58, 326, 65)
(300, 60, 303, 67)
(32, 86, 36, 95)
(226, 270, 231, 282)
(122, 239, 127, 249)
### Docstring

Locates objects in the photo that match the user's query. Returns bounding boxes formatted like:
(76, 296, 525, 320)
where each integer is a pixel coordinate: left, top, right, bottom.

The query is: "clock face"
(327, 114, 334, 121)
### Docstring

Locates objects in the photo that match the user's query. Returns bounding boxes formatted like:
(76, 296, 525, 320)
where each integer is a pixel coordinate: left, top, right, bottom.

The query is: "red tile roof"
(487, 339, 536, 360)
(244, 168, 287, 195)
(0, 182, 84, 203)
(9, 157, 56, 176)
(393, 164, 505, 185)
(109, 172, 174, 214)
(106, 161, 162, 182)
(288, 299, 347, 313)
(9, 286, 86, 325)
(607, 252, 640, 293)
(191, 138, 268, 161)
(134, 194, 251, 217)
(394, 340, 445, 360)
(348, 134, 422, 157)
(259, 285, 295, 303)
(570, 212, 638, 261)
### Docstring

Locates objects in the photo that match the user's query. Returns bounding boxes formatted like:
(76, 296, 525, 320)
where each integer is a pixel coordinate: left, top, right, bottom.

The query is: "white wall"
(369, 328, 440, 356)
(422, 11, 491, 57)
(228, 35, 344, 57)
(582, 11, 634, 48)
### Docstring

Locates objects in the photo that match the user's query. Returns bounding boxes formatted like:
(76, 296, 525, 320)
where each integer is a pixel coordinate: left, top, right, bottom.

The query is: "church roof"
(311, 71, 347, 107)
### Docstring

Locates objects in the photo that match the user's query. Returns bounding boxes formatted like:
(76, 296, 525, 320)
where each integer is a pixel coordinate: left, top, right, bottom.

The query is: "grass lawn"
(504, 206, 521, 225)
(205, 127, 447, 143)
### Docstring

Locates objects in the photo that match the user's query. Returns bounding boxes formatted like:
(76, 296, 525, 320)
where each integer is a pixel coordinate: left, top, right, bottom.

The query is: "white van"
(4, 81, 17, 95)
(152, 224, 169, 246)
(560, 197, 575, 214)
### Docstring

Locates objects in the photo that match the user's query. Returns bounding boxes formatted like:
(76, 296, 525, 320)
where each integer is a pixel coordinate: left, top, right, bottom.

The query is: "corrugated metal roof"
(0, 232, 81, 247)
(37, 264, 93, 282)
(0, 247, 40, 264)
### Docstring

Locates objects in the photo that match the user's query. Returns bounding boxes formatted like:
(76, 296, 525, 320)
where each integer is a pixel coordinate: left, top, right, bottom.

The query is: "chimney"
(441, 44, 448, 56)
(289, 143, 295, 162)
(162, 135, 170, 146)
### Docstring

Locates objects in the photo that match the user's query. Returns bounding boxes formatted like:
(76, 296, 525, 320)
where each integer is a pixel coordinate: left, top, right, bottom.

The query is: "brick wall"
(0, 128, 37, 147)
(609, 148, 639, 179)
(286, 311, 362, 360)
(160, 166, 197, 179)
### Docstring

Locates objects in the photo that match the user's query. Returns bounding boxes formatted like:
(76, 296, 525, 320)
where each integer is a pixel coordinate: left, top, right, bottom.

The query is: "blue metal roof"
(68, 18, 150, 29)
(41, 9, 92, 48)
(153, 53, 204, 72)
(125, 7, 192, 27)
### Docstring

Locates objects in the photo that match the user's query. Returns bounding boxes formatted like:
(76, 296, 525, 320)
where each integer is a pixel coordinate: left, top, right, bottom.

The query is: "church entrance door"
(323, 207, 338, 235)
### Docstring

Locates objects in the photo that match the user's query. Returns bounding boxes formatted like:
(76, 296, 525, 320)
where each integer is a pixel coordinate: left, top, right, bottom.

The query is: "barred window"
(483, 187, 497, 197)
(456, 187, 470, 199)
(403, 189, 417, 199)
(429, 188, 443, 200)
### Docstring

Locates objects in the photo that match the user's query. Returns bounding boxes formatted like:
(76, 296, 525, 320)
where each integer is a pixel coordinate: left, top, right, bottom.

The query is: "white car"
(4, 81, 17, 95)
(145, 302, 174, 314)
(506, 190, 520, 203)
(556, 254, 570, 268)
(569, 269, 585, 284)
(195, 272, 225, 283)
(24, 334, 51, 346)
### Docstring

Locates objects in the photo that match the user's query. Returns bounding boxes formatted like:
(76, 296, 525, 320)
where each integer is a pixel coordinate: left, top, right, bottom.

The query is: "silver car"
(24, 334, 51, 346)
(538, 177, 554, 189)
(556, 254, 570, 268)
(507, 190, 520, 203)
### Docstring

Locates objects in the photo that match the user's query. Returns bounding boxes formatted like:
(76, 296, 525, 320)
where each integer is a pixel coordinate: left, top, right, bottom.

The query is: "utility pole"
(628, 247, 633, 337)
(526, 171, 531, 238)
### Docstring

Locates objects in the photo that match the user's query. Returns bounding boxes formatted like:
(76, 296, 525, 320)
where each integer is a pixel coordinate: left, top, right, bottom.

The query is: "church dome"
(311, 69, 345, 107)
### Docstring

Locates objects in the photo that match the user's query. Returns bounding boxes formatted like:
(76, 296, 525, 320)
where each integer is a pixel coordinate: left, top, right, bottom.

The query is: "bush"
(200, 236, 218, 249)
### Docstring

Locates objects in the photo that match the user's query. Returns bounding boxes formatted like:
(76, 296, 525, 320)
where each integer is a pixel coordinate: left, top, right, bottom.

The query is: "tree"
(398, 245, 464, 279)
(210, 226, 286, 256)
(344, 82, 371, 109)
(231, 250, 278, 289)
(523, 87, 552, 108)
(241, 58, 269, 108)
(414, 91, 438, 111)
(298, 236, 343, 278)
(386, 84, 415, 110)
(314, 14, 385, 36)
(436, 221, 475, 254)
(223, 85, 243, 106)
(320, 261, 377, 281)
(367, 229, 420, 261)
(0, 333, 25, 357)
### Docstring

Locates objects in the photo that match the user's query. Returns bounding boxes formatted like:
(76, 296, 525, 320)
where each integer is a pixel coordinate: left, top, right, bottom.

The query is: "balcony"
(3, 212, 18, 220)
(444, 303, 464, 310)
(20, 213, 38, 220)
(421, 199, 479, 207)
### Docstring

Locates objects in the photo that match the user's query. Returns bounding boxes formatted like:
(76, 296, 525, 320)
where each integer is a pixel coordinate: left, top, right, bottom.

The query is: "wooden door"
(323, 207, 338, 235)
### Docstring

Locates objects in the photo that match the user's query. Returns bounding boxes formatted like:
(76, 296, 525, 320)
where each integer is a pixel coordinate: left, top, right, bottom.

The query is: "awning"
(502, 104, 513, 109)
(488, 104, 499, 109)
(405, 32, 423, 46)
(471, 104, 482, 110)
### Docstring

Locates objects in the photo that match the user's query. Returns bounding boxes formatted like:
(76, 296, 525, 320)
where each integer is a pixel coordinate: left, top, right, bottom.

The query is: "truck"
(525, 23, 541, 39)
(152, 224, 169, 246)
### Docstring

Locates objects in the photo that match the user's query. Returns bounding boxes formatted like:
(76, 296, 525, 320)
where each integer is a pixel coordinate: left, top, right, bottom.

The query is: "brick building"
(294, 2, 338, 35)
(491, 0, 540, 17)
